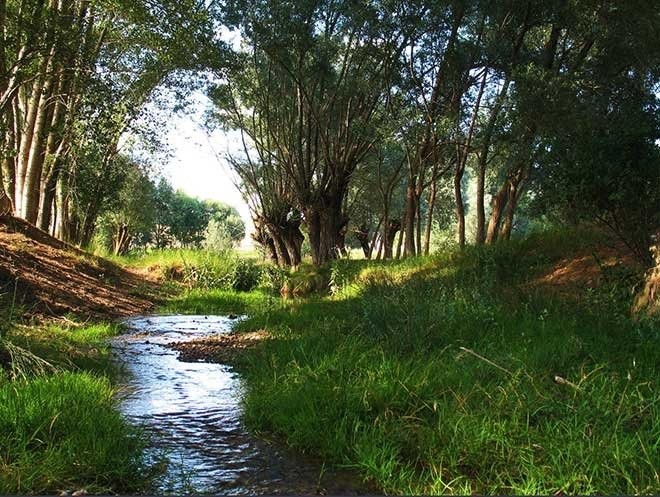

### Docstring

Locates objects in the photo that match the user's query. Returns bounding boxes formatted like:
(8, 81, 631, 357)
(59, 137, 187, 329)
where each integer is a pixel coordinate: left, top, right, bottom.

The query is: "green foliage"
(203, 218, 234, 253)
(257, 264, 289, 293)
(210, 231, 660, 494)
(0, 373, 151, 494)
(161, 288, 275, 316)
(281, 265, 331, 298)
(117, 249, 262, 292)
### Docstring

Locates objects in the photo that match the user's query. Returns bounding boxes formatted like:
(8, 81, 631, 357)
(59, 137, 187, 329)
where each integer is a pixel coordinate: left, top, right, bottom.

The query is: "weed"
(0, 372, 151, 494)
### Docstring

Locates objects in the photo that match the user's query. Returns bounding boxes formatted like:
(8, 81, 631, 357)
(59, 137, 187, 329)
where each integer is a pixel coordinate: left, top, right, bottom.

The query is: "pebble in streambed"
(112, 315, 375, 495)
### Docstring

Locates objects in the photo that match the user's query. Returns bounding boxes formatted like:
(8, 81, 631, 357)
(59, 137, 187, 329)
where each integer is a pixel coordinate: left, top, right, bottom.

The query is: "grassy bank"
(0, 317, 154, 494)
(167, 231, 659, 494)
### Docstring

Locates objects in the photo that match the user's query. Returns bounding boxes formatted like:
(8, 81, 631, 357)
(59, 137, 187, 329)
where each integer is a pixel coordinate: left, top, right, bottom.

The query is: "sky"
(151, 94, 255, 247)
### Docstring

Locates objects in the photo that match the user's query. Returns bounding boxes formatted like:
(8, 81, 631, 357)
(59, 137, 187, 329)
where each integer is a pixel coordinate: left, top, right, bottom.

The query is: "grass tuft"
(0, 372, 151, 494)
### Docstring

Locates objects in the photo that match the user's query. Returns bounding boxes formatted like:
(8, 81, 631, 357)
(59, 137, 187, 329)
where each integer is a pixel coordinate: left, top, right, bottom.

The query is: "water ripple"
(112, 315, 374, 495)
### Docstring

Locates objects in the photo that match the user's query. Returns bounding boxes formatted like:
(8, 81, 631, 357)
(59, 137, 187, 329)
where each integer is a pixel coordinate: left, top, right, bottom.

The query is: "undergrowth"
(110, 248, 264, 292)
(0, 301, 154, 493)
(222, 231, 659, 495)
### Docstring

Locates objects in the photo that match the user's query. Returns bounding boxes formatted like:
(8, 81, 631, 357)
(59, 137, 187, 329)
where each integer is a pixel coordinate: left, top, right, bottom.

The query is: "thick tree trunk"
(305, 196, 345, 266)
(485, 180, 509, 244)
(280, 221, 304, 266)
(270, 231, 291, 267)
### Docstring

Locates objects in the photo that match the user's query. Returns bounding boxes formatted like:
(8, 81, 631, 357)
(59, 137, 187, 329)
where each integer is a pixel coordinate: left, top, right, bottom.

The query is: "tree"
(97, 158, 157, 255)
(217, 0, 410, 265)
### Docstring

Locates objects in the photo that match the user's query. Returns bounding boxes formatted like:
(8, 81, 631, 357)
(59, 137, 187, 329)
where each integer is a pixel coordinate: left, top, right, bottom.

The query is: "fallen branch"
(553, 375, 581, 391)
(458, 346, 514, 376)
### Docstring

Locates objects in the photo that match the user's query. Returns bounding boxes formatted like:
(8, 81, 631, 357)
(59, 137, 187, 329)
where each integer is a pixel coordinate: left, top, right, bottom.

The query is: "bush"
(232, 258, 263, 292)
(181, 253, 262, 292)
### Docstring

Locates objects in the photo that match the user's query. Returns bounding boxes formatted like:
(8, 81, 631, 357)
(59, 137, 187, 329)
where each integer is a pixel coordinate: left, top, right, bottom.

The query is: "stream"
(112, 315, 373, 495)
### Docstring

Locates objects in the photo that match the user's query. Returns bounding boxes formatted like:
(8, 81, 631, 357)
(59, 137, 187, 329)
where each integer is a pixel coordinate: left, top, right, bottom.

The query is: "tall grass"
(111, 248, 264, 292)
(0, 306, 154, 493)
(227, 232, 659, 494)
(0, 373, 150, 494)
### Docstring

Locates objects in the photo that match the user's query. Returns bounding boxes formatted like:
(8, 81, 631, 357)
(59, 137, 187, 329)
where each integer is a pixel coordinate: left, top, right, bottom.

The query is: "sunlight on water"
(112, 315, 372, 495)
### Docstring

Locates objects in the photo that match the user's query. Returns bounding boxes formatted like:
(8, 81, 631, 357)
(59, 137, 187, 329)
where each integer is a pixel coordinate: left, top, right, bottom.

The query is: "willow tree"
(219, 0, 410, 265)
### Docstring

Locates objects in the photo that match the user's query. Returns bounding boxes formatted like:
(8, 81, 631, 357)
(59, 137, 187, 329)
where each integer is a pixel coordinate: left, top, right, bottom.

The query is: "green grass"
(5, 321, 122, 377)
(203, 230, 660, 495)
(161, 287, 278, 315)
(110, 248, 265, 292)
(0, 311, 155, 494)
(0, 372, 151, 494)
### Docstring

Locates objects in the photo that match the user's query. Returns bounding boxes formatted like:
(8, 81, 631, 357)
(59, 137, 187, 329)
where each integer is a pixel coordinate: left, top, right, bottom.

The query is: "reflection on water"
(113, 315, 372, 495)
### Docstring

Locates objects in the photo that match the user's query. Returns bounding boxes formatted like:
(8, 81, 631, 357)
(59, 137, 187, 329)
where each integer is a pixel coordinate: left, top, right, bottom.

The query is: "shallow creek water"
(112, 315, 373, 495)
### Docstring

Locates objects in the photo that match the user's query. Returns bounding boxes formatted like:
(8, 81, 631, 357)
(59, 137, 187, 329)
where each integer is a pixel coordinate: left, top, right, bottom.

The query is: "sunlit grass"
(161, 287, 277, 316)
(5, 321, 122, 377)
(194, 229, 659, 495)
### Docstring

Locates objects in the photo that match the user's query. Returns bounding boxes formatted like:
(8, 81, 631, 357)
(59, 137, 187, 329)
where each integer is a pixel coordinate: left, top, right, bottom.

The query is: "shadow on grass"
(173, 232, 659, 495)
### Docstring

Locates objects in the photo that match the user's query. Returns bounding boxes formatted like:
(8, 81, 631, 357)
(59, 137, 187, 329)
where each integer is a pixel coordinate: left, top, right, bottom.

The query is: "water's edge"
(112, 315, 373, 495)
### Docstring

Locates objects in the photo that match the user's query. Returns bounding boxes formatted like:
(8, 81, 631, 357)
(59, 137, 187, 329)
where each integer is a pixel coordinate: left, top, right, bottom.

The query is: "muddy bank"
(168, 329, 270, 364)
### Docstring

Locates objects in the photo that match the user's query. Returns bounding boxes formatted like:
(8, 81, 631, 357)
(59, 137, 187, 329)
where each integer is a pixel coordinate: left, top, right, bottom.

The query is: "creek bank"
(114, 315, 374, 495)
(168, 329, 270, 363)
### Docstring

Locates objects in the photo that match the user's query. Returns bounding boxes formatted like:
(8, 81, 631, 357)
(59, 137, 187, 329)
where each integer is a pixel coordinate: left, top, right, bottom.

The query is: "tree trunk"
(270, 231, 291, 267)
(423, 174, 438, 255)
(476, 75, 511, 245)
(354, 224, 371, 258)
(383, 219, 401, 259)
(113, 224, 132, 256)
(454, 163, 466, 248)
(499, 166, 527, 241)
(499, 182, 519, 241)
(485, 180, 510, 244)
(403, 181, 416, 257)
(38, 153, 64, 232)
(280, 221, 304, 266)
(305, 195, 344, 266)
(23, 64, 57, 223)
(395, 218, 404, 259)
(16, 74, 47, 216)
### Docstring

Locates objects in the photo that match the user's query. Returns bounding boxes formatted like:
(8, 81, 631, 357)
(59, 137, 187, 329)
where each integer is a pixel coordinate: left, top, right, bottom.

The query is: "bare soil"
(0, 216, 161, 320)
(524, 243, 642, 299)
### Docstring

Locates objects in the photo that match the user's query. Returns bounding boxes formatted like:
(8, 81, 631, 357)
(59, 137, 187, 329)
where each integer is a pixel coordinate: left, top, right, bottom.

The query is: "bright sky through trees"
(157, 95, 254, 247)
